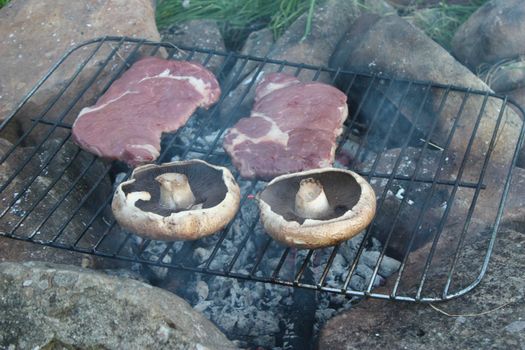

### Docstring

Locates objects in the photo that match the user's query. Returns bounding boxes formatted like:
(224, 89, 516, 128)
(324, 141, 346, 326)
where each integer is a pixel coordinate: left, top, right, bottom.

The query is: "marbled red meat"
(223, 73, 348, 179)
(72, 57, 220, 166)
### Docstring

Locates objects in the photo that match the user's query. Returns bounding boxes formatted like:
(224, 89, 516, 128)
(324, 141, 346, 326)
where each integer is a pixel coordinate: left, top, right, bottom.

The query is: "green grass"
(0, 0, 488, 53)
(157, 0, 488, 51)
(156, 0, 317, 44)
(406, 0, 489, 50)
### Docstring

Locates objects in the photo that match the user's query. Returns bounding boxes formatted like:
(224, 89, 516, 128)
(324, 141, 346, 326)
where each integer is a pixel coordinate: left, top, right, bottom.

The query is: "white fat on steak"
(137, 68, 214, 104)
(225, 113, 290, 148)
(223, 73, 348, 180)
(72, 57, 220, 166)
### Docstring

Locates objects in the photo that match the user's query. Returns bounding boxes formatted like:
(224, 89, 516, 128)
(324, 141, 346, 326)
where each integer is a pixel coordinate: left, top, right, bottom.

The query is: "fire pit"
(0, 37, 523, 309)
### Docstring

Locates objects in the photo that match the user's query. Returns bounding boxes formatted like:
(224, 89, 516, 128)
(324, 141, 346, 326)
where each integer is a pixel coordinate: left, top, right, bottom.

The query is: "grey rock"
(241, 28, 274, 59)
(481, 58, 525, 93)
(330, 14, 522, 174)
(318, 214, 525, 349)
(478, 59, 525, 170)
(270, 0, 394, 68)
(161, 19, 226, 74)
(0, 137, 122, 269)
(507, 87, 525, 116)
(504, 321, 525, 334)
(452, 0, 525, 71)
(52, 270, 78, 287)
(0, 261, 237, 349)
(0, 0, 161, 142)
(476, 57, 525, 171)
(219, 0, 394, 124)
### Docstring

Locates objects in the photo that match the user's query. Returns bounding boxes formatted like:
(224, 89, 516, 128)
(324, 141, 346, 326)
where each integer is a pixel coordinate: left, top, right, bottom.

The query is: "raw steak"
(72, 57, 220, 166)
(223, 73, 348, 179)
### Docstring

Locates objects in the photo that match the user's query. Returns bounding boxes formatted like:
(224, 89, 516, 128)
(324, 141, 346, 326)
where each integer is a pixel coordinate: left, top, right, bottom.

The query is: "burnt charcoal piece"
(72, 57, 220, 166)
(223, 73, 348, 180)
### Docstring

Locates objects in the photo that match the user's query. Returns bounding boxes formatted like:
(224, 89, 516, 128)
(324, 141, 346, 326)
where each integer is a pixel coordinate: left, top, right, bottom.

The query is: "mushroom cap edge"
(258, 168, 377, 249)
(111, 160, 241, 241)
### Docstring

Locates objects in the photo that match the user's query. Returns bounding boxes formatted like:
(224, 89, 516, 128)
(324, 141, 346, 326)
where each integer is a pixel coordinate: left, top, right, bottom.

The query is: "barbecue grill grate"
(1, 37, 524, 302)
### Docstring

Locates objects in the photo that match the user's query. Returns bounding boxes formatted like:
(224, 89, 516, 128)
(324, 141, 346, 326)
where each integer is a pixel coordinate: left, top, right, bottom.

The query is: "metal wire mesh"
(0, 37, 524, 302)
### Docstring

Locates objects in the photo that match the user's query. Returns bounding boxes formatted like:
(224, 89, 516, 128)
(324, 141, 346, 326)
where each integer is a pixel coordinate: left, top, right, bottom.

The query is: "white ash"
(126, 122, 405, 348)
(133, 238, 181, 281)
(159, 174, 401, 348)
(395, 187, 405, 200)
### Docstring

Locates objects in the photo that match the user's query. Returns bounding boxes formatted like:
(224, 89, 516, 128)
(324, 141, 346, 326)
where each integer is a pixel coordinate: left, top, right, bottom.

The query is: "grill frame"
(1, 36, 524, 303)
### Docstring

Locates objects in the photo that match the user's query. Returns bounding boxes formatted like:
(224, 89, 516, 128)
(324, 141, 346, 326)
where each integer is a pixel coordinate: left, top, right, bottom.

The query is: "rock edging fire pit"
(0, 36, 523, 349)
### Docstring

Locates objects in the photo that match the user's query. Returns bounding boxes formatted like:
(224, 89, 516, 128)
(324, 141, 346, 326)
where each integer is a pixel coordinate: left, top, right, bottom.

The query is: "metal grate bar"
(441, 97, 508, 298)
(453, 115, 525, 300)
(317, 245, 340, 287)
(294, 249, 315, 284)
(123, 142, 488, 188)
(249, 237, 273, 277)
(75, 183, 118, 249)
(406, 92, 490, 300)
(361, 173, 483, 189)
(352, 79, 398, 162)
(1, 37, 521, 302)
(203, 60, 284, 159)
(64, 44, 173, 248)
(179, 55, 244, 160)
(203, 179, 259, 270)
(13, 149, 90, 237)
(0, 39, 126, 221)
(336, 77, 377, 154)
(29, 119, 73, 129)
(29, 40, 153, 244)
(390, 90, 474, 297)
(340, 82, 422, 291)
(350, 83, 434, 293)
(0, 39, 107, 165)
(137, 239, 153, 259)
(1, 38, 122, 185)
(366, 85, 452, 295)
(225, 210, 261, 274)
(271, 247, 291, 280)
(365, 85, 452, 295)
(113, 232, 134, 258)
(156, 241, 176, 265)
(47, 164, 113, 245)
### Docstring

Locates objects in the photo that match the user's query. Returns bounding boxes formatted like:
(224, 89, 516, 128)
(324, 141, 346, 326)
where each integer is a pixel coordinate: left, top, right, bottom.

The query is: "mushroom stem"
(155, 173, 196, 210)
(295, 178, 331, 219)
